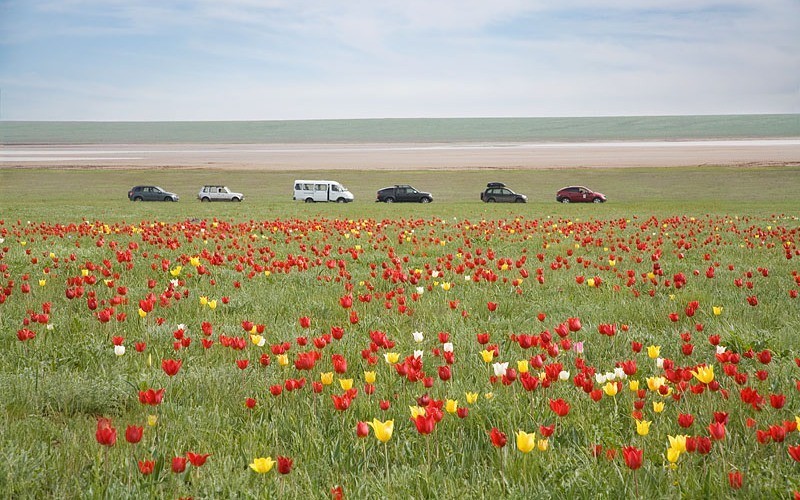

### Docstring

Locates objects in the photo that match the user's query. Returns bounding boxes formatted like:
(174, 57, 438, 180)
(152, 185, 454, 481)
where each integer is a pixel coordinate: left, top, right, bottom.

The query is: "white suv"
(198, 185, 244, 202)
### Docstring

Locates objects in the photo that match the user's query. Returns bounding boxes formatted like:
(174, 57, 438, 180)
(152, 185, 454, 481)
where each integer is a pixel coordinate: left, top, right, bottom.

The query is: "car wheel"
(385, 197, 394, 203)
(201, 197, 210, 202)
(336, 198, 346, 203)
(164, 197, 172, 201)
(232, 197, 241, 202)
(515, 198, 525, 203)
(560, 198, 570, 204)
(420, 197, 431, 204)
(487, 198, 496, 203)
(593, 198, 603, 203)
(134, 196, 143, 202)
(305, 198, 314, 203)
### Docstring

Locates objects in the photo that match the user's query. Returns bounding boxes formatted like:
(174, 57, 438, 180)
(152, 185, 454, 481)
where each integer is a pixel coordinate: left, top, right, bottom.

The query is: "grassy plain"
(0, 165, 799, 499)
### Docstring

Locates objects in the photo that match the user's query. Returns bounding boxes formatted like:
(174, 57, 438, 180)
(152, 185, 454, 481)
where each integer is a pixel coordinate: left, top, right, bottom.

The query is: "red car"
(556, 186, 607, 203)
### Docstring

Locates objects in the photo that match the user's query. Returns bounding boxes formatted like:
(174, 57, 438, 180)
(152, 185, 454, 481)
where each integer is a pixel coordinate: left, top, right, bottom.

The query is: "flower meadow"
(2, 213, 800, 498)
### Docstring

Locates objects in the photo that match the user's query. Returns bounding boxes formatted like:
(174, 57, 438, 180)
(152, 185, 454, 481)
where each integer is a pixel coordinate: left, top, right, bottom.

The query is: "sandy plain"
(1, 140, 799, 170)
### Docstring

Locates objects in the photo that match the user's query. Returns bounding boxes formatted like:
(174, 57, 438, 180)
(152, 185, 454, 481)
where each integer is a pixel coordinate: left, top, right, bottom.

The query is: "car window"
(315, 184, 326, 191)
(331, 185, 340, 192)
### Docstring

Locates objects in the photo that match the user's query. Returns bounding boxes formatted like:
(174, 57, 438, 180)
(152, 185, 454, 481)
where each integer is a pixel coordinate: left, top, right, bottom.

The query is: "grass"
(0, 165, 799, 498)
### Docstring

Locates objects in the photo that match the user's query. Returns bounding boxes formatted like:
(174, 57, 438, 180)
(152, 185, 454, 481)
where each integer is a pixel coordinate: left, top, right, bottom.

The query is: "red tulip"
(245, 397, 257, 409)
(172, 456, 187, 473)
(621, 446, 643, 470)
(356, 421, 370, 438)
(487, 302, 498, 312)
(236, 359, 249, 370)
(567, 317, 582, 332)
(677, 413, 694, 428)
(708, 422, 726, 440)
(331, 486, 344, 500)
(788, 445, 800, 462)
(412, 414, 436, 435)
(95, 418, 116, 447)
(161, 358, 182, 377)
(770, 393, 786, 409)
(137, 460, 155, 475)
(125, 425, 143, 444)
(277, 456, 293, 474)
(549, 398, 570, 417)
(299, 316, 312, 328)
(728, 471, 743, 489)
(489, 427, 507, 448)
(438, 365, 451, 381)
(186, 452, 210, 467)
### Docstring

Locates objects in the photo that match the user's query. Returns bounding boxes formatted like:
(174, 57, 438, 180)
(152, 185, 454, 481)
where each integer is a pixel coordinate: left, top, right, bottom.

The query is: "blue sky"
(0, 0, 797, 120)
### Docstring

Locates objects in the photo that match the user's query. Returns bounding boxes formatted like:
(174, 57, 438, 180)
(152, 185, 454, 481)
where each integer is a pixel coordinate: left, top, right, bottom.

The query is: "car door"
(498, 188, 514, 202)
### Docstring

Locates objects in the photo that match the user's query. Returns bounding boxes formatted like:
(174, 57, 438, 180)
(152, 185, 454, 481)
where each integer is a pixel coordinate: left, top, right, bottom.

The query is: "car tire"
(487, 198, 496, 203)
(420, 198, 431, 203)
(336, 198, 346, 203)
(593, 198, 603, 203)
(560, 198, 570, 204)
(515, 198, 525, 203)
(134, 196, 143, 202)
(232, 197, 241, 202)
(305, 198, 314, 203)
(385, 198, 394, 203)
(164, 197, 172, 201)
(201, 197, 210, 202)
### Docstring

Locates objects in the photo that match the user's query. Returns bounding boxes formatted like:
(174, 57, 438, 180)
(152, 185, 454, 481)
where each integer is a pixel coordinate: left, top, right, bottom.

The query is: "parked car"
(556, 186, 607, 203)
(376, 185, 433, 203)
(198, 185, 244, 202)
(481, 182, 527, 203)
(128, 186, 179, 202)
(293, 180, 354, 203)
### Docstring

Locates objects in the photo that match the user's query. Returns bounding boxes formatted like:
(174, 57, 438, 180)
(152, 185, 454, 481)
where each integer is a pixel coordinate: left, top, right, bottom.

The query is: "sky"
(0, 0, 798, 121)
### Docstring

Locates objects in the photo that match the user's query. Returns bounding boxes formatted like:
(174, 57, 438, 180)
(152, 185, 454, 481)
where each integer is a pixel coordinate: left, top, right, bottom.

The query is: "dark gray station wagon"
(128, 186, 180, 202)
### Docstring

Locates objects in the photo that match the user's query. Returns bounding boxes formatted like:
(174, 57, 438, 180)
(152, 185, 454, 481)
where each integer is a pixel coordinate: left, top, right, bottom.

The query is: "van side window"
(315, 184, 326, 191)
(304, 184, 312, 190)
(331, 185, 340, 192)
(295, 183, 301, 190)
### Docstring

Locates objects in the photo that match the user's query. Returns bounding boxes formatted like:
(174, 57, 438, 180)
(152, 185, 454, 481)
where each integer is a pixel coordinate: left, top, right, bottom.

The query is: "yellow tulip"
(364, 371, 376, 384)
(147, 414, 158, 427)
(517, 359, 529, 374)
(138, 308, 147, 318)
(537, 439, 549, 452)
(653, 401, 665, 413)
(629, 380, 640, 391)
(249, 457, 275, 473)
(409, 406, 427, 419)
(208, 300, 217, 310)
(250, 334, 265, 346)
(636, 419, 652, 436)
(516, 430, 537, 453)
(264, 270, 271, 277)
(384, 352, 399, 364)
(713, 306, 723, 316)
(277, 354, 289, 366)
(668, 435, 687, 453)
(339, 378, 353, 391)
(190, 256, 200, 267)
(691, 365, 714, 385)
(445, 399, 458, 414)
(81, 269, 89, 277)
(38, 279, 46, 287)
(587, 278, 596, 287)
(647, 345, 661, 359)
(368, 419, 394, 443)
(320, 372, 334, 385)
(647, 376, 667, 392)
(465, 392, 479, 404)
(603, 382, 619, 397)
(441, 282, 452, 291)
(666, 447, 681, 464)
(484, 392, 494, 400)
(480, 350, 494, 363)
(199, 296, 208, 305)
(170, 266, 182, 277)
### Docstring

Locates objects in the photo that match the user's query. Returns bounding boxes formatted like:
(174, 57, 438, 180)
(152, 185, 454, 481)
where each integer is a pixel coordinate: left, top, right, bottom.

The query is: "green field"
(1, 165, 799, 498)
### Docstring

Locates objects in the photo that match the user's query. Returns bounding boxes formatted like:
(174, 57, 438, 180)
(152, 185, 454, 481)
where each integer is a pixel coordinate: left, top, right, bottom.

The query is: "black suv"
(376, 185, 433, 203)
(128, 186, 179, 202)
(481, 182, 527, 203)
